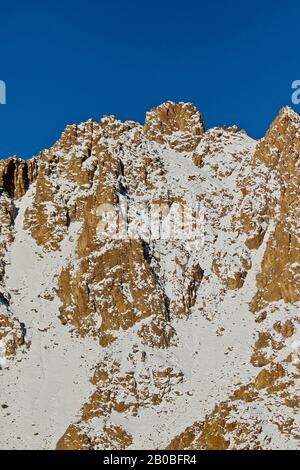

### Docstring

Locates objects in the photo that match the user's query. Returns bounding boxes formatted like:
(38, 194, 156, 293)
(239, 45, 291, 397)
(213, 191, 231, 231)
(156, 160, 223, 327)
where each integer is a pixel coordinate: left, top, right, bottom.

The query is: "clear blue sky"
(0, 0, 299, 159)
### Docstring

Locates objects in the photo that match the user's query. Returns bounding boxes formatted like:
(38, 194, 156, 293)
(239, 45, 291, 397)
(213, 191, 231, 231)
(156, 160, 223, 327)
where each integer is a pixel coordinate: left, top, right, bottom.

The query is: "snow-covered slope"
(0, 101, 299, 450)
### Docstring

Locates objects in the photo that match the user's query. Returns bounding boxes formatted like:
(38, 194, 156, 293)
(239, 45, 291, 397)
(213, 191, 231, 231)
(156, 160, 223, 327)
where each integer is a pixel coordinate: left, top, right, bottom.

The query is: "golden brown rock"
(144, 101, 205, 151)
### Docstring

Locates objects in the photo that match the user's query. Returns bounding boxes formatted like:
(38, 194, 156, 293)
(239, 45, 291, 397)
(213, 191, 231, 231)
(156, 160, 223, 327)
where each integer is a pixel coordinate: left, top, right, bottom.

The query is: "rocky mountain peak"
(276, 105, 300, 125)
(144, 101, 205, 152)
(254, 106, 300, 169)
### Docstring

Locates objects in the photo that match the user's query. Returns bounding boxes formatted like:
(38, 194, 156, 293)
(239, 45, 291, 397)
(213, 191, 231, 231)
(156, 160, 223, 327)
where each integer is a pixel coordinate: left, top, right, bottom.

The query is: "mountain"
(0, 101, 299, 450)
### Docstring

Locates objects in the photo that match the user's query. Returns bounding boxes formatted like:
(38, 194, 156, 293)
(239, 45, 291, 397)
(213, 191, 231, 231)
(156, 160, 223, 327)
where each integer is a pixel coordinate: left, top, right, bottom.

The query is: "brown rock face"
(0, 156, 37, 199)
(0, 309, 26, 357)
(254, 363, 285, 390)
(58, 239, 172, 347)
(167, 354, 298, 450)
(56, 423, 133, 450)
(144, 101, 205, 151)
(239, 107, 300, 313)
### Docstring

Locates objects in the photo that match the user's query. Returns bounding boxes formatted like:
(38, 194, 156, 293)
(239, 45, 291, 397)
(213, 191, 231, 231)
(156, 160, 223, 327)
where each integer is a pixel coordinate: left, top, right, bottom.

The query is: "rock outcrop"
(239, 107, 300, 312)
(144, 101, 205, 151)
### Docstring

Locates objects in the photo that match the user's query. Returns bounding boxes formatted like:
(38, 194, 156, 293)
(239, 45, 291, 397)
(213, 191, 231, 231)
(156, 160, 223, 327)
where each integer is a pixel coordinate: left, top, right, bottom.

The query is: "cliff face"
(0, 102, 299, 450)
